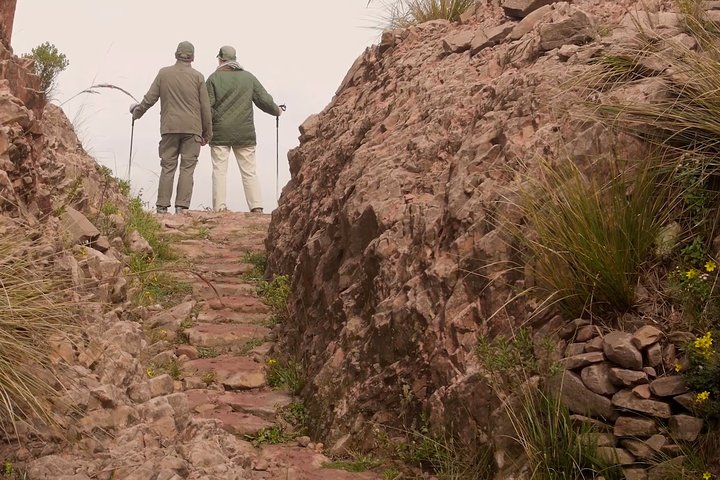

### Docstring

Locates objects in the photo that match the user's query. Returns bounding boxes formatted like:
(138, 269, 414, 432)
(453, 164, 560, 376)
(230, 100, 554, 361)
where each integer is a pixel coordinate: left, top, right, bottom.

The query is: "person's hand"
(129, 103, 139, 114)
(201, 136, 209, 146)
(276, 105, 284, 117)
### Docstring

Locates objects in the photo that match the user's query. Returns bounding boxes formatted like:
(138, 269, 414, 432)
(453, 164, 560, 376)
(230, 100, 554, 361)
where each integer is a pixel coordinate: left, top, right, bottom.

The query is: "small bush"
(377, 0, 476, 27)
(514, 157, 676, 317)
(22, 42, 69, 97)
(242, 251, 267, 282)
(257, 274, 290, 315)
(245, 425, 289, 446)
(265, 358, 305, 394)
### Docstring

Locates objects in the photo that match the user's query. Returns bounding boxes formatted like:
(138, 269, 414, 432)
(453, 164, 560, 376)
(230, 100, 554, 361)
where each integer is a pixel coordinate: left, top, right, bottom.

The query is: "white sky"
(12, 1, 385, 212)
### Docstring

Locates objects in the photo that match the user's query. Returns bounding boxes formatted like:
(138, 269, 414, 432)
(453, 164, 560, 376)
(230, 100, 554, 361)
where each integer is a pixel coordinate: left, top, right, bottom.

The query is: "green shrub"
(323, 455, 383, 473)
(242, 251, 267, 282)
(22, 42, 69, 97)
(376, 0, 477, 27)
(257, 274, 290, 315)
(680, 331, 720, 420)
(265, 358, 305, 395)
(127, 197, 174, 261)
(514, 157, 675, 317)
(245, 425, 289, 446)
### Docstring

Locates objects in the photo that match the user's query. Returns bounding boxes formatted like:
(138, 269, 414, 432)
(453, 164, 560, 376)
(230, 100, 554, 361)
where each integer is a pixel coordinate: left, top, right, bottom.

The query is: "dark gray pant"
(156, 133, 201, 208)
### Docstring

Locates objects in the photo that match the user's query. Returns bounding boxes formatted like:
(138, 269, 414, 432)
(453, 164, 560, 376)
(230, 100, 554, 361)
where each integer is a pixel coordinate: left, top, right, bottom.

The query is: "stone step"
(186, 323, 270, 348)
(256, 446, 383, 479)
(207, 295, 271, 314)
(192, 281, 256, 300)
(200, 406, 273, 437)
(196, 307, 271, 326)
(217, 391, 294, 421)
(184, 355, 267, 390)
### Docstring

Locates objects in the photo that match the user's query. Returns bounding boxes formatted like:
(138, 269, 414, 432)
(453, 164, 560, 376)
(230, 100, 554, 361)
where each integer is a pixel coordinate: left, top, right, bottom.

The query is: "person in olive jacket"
(206, 45, 282, 213)
(130, 41, 212, 214)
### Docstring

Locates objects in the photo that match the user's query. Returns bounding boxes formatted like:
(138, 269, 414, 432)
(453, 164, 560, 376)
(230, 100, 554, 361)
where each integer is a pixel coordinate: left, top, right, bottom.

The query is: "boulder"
(442, 31, 474, 53)
(539, 9, 595, 52)
(61, 207, 100, 245)
(509, 4, 552, 40)
(581, 363, 618, 396)
(128, 229, 153, 257)
(632, 325, 663, 349)
(550, 371, 617, 420)
(612, 390, 672, 418)
(614, 416, 658, 437)
(561, 352, 605, 370)
(668, 415, 703, 442)
(609, 368, 648, 388)
(604, 331, 643, 370)
(596, 447, 635, 465)
(645, 343, 663, 368)
(632, 384, 651, 399)
(470, 23, 514, 55)
(649, 376, 688, 397)
(502, 0, 554, 19)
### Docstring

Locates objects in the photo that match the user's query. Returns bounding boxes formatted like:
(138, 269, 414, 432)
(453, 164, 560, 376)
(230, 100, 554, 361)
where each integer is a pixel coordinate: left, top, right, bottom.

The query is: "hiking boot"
(175, 206, 188, 214)
(156, 206, 169, 214)
(250, 207, 263, 214)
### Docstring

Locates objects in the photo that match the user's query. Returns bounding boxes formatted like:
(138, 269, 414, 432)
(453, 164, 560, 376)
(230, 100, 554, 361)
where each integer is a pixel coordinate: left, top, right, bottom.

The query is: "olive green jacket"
(206, 65, 280, 146)
(134, 61, 213, 140)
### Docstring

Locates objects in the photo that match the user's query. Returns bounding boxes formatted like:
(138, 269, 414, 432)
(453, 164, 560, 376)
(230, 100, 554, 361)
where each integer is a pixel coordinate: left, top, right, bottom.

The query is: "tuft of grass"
(0, 235, 78, 433)
(257, 275, 290, 314)
(127, 197, 175, 261)
(243, 251, 267, 282)
(238, 338, 264, 355)
(265, 359, 305, 395)
(507, 386, 623, 480)
(323, 454, 383, 473)
(278, 401, 309, 435)
(128, 255, 192, 307)
(375, 0, 476, 28)
(245, 425, 289, 446)
(197, 346, 219, 359)
(513, 156, 677, 317)
(197, 226, 210, 240)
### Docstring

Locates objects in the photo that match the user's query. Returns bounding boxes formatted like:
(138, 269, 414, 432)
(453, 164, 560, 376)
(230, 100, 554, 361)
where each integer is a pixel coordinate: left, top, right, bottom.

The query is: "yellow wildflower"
(706, 260, 717, 272)
(686, 269, 699, 279)
(696, 391, 710, 403)
(694, 332, 713, 352)
(703, 472, 712, 480)
(674, 362, 682, 373)
(146, 367, 156, 378)
(266, 358, 277, 367)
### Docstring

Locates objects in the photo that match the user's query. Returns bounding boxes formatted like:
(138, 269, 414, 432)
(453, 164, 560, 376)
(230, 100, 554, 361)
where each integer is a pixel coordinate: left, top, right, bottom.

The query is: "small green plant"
(197, 226, 210, 239)
(150, 360, 182, 380)
(3, 460, 13, 476)
(200, 371, 215, 386)
(323, 454, 383, 473)
(238, 338, 264, 355)
(680, 331, 720, 420)
(383, 467, 401, 480)
(197, 346, 219, 359)
(278, 401, 309, 435)
(118, 179, 131, 197)
(22, 41, 69, 96)
(100, 201, 119, 216)
(243, 251, 267, 281)
(245, 425, 289, 446)
(265, 358, 305, 395)
(127, 197, 175, 261)
(258, 275, 291, 314)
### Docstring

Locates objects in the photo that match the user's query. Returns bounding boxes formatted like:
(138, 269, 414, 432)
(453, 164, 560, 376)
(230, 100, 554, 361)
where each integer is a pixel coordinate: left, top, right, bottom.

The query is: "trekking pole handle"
(279, 104, 286, 112)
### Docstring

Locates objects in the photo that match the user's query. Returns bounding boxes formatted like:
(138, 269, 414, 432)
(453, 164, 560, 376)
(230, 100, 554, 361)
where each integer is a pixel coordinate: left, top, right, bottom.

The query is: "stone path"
(157, 211, 381, 480)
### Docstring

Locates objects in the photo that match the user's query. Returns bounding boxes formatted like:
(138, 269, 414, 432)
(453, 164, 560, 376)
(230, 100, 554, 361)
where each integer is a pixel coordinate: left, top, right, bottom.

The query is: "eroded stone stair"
(157, 211, 381, 480)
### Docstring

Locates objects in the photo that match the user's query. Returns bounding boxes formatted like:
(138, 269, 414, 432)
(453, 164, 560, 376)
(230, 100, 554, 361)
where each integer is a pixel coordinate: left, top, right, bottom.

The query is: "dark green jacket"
(206, 66, 280, 146)
(134, 61, 212, 139)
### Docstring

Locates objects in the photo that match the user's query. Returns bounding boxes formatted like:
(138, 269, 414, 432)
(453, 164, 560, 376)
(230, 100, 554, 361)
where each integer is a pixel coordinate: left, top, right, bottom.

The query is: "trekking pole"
(127, 118, 135, 180)
(276, 104, 287, 201)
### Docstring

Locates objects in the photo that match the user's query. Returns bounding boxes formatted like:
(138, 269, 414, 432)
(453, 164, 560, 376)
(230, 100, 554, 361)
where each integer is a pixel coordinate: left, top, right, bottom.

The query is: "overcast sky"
(12, 1, 385, 212)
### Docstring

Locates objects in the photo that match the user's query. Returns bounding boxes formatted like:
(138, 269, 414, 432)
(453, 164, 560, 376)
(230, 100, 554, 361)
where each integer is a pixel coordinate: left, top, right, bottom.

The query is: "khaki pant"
(156, 133, 202, 208)
(210, 145, 262, 211)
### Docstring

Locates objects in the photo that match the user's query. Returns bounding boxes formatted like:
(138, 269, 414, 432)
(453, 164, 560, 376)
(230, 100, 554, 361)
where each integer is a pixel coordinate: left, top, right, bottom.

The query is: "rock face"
(267, 0, 653, 448)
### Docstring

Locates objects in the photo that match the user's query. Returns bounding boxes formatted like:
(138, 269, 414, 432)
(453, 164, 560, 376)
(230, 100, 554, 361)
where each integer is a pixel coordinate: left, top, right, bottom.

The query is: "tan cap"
(217, 45, 237, 61)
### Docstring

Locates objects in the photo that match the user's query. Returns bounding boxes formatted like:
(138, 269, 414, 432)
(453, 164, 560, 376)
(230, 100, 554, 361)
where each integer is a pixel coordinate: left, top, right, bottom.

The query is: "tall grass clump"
(0, 234, 76, 433)
(375, 0, 476, 28)
(477, 329, 622, 480)
(514, 157, 675, 317)
(127, 197, 174, 261)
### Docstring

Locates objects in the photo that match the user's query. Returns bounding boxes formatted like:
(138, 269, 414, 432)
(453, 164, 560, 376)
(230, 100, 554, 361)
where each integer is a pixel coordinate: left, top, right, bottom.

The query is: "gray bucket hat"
(217, 45, 237, 61)
(175, 41, 195, 61)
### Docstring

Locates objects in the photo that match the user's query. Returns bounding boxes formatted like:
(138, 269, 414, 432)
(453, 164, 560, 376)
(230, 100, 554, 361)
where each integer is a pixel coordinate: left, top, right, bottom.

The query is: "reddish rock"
(550, 371, 617, 420)
(614, 416, 658, 437)
(470, 23, 514, 55)
(565, 343, 586, 357)
(649, 376, 688, 397)
(502, 0, 554, 19)
(186, 323, 269, 348)
(668, 414, 703, 442)
(604, 331, 643, 370)
(596, 447, 635, 465)
(632, 325, 663, 349)
(632, 384, 651, 399)
(561, 351, 605, 370)
(645, 343, 663, 368)
(608, 368, 648, 388)
(509, 4, 552, 40)
(581, 363, 618, 396)
(612, 390, 672, 418)
(585, 336, 604, 352)
(560, 319, 591, 340)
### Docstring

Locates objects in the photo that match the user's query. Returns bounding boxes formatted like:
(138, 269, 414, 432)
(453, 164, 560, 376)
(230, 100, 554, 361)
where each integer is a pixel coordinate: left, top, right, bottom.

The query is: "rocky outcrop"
(266, 0, 683, 450)
(0, 0, 16, 47)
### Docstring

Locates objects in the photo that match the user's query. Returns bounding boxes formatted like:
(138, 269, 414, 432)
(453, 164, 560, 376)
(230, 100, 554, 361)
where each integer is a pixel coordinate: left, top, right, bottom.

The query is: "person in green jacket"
(130, 41, 213, 214)
(206, 45, 282, 213)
